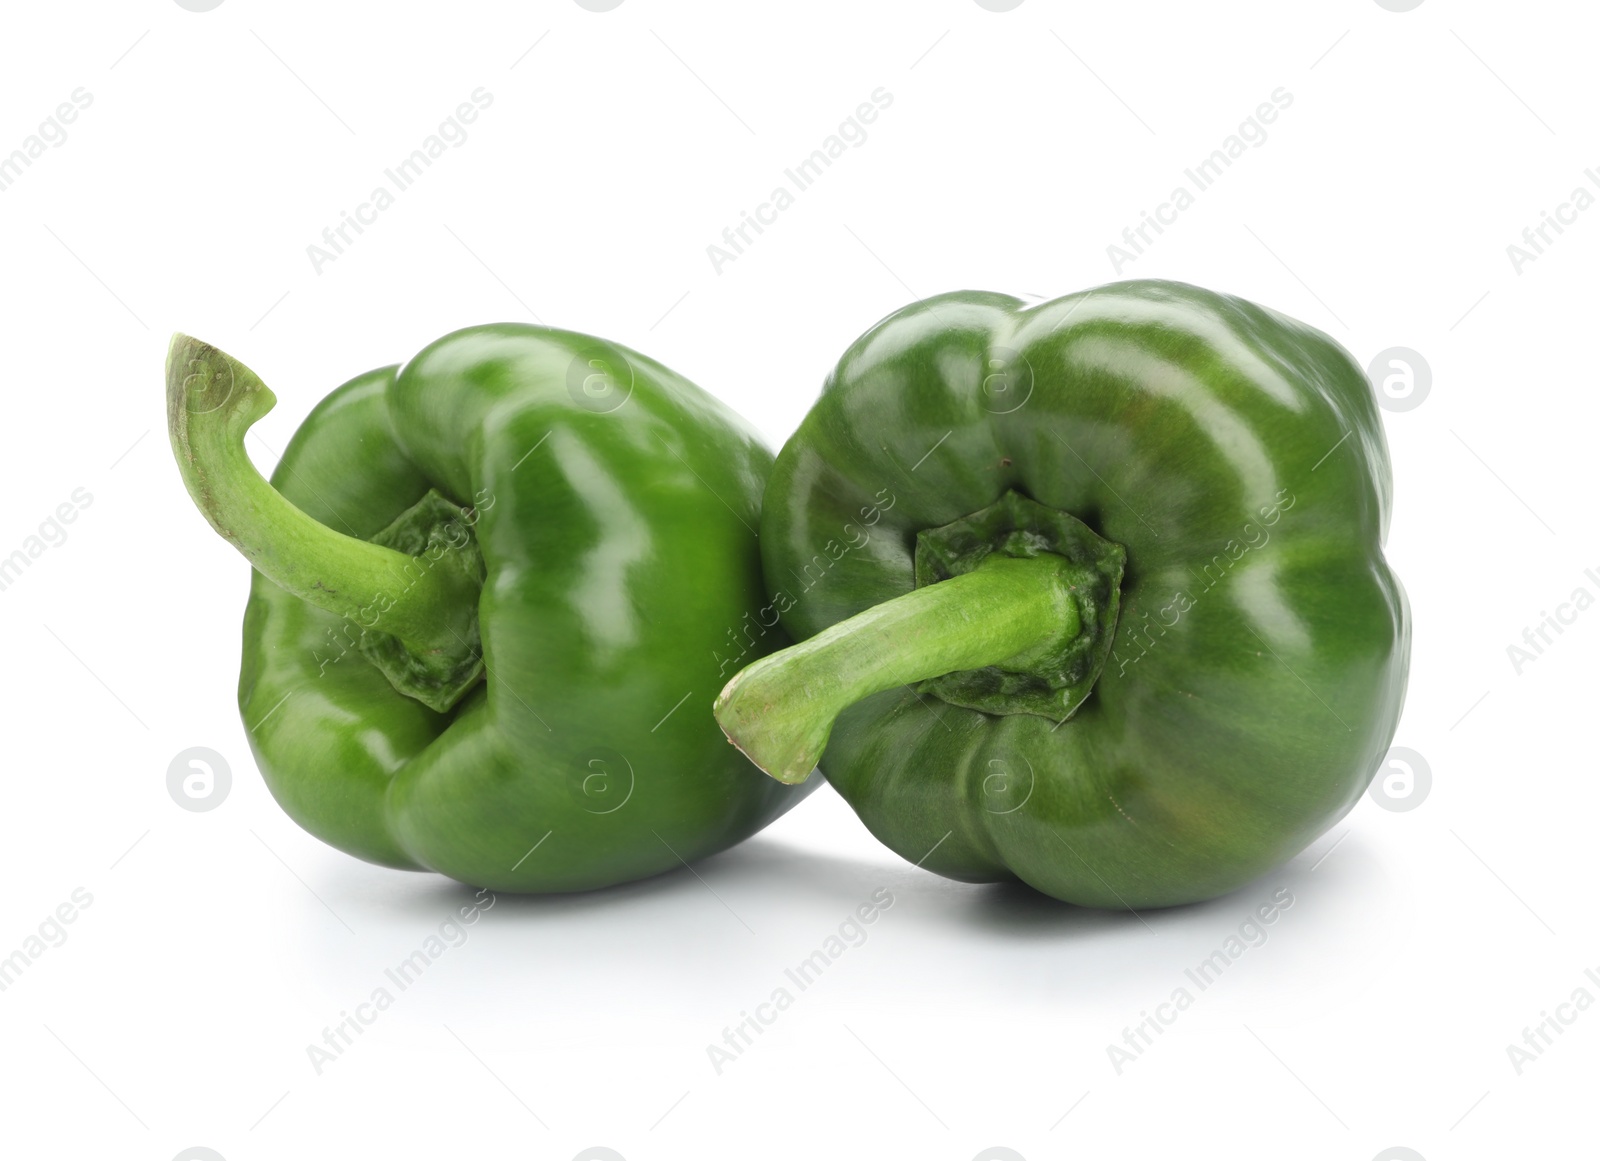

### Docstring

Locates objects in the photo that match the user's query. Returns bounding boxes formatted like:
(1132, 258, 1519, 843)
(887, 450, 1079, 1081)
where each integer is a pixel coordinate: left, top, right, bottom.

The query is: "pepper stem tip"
(166, 333, 277, 441)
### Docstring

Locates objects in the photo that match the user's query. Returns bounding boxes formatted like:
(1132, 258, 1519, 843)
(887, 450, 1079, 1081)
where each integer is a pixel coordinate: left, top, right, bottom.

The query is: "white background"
(0, 1, 1593, 1158)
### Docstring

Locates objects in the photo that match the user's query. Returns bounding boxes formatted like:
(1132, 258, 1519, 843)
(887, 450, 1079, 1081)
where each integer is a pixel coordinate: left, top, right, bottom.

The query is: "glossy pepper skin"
(168, 324, 811, 892)
(716, 280, 1409, 909)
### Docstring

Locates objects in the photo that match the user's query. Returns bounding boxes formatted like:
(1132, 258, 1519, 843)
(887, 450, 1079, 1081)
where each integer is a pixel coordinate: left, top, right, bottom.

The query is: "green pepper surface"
(168, 325, 810, 892)
(716, 280, 1410, 909)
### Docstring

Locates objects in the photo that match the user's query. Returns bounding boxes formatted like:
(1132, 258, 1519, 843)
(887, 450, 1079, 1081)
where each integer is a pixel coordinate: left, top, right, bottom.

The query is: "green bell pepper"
(167, 326, 811, 892)
(716, 280, 1410, 908)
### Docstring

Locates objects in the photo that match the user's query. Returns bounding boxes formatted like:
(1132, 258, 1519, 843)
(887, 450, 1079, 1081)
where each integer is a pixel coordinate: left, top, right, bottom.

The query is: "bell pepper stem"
(714, 554, 1080, 784)
(165, 333, 476, 658)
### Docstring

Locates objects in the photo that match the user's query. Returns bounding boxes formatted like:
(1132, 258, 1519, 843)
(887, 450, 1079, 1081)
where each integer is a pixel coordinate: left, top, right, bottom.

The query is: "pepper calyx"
(914, 490, 1125, 722)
